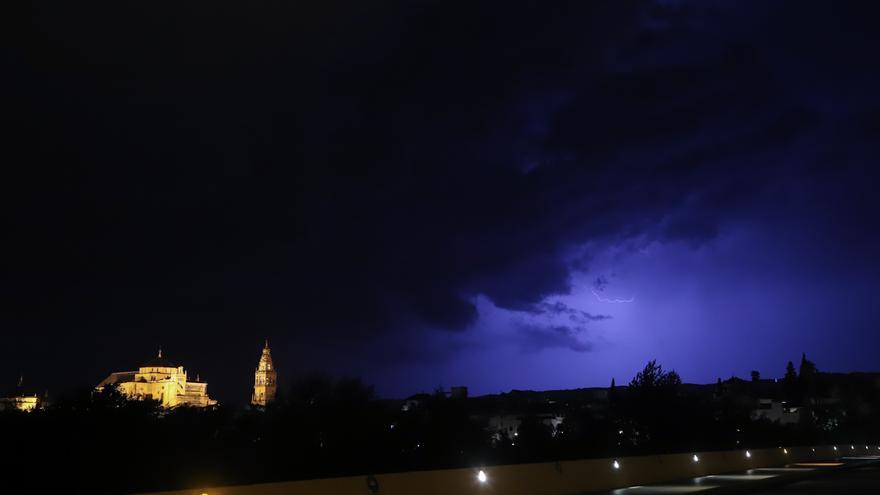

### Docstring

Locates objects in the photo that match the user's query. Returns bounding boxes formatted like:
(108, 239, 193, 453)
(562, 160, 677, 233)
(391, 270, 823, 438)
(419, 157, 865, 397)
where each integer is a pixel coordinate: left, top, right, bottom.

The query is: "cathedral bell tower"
(251, 340, 277, 407)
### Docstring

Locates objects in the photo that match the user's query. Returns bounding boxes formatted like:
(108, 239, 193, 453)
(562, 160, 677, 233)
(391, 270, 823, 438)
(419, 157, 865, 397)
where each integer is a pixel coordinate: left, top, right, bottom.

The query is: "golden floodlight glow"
(783, 448, 788, 454)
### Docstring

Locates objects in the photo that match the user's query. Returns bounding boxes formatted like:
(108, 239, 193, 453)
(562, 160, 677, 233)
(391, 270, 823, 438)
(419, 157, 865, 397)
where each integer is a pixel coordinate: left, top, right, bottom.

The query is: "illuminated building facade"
(1, 395, 40, 412)
(95, 350, 217, 408)
(251, 340, 277, 407)
(0, 376, 43, 412)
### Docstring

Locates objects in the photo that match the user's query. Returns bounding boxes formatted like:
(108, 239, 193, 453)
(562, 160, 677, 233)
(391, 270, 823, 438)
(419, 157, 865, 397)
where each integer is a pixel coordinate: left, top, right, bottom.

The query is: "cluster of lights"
(472, 443, 880, 489)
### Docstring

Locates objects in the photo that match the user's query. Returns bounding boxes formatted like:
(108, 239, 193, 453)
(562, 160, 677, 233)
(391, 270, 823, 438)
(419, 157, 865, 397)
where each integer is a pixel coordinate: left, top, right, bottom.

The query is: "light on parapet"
(613, 460, 621, 470)
(477, 470, 488, 484)
(783, 448, 788, 454)
(692, 454, 700, 463)
(745, 450, 752, 458)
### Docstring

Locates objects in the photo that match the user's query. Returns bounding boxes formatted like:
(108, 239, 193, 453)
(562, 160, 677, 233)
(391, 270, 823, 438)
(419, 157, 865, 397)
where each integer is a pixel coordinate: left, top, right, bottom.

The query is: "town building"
(251, 340, 277, 407)
(95, 350, 217, 408)
(751, 398, 802, 425)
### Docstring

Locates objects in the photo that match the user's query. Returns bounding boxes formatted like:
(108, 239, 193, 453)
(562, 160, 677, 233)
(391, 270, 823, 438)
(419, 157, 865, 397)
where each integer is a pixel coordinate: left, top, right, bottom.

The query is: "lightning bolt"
(592, 289, 634, 303)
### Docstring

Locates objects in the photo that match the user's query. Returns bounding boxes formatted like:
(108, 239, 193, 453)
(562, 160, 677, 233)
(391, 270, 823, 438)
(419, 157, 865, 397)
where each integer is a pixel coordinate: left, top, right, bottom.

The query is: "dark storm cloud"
(518, 324, 593, 353)
(534, 301, 611, 324)
(3, 0, 880, 399)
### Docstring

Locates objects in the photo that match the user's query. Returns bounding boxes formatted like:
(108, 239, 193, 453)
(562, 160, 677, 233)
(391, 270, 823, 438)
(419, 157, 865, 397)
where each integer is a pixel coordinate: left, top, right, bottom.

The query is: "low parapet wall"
(138, 445, 849, 495)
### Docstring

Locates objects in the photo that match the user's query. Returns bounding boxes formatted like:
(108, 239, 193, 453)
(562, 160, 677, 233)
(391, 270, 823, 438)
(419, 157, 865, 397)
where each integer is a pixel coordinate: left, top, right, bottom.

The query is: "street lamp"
(477, 470, 488, 484)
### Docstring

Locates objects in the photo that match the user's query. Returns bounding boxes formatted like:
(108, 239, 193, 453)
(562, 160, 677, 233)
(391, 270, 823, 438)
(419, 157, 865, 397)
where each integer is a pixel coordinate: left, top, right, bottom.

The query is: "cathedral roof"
(4, 375, 39, 398)
(143, 349, 176, 368)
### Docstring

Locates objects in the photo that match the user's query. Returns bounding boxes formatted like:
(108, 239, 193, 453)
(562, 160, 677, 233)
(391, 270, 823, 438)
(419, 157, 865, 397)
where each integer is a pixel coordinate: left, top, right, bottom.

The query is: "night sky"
(4, 1, 880, 404)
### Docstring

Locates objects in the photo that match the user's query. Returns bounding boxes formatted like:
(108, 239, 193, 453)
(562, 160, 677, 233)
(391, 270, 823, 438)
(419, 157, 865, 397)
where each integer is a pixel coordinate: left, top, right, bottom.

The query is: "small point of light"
(613, 460, 621, 470)
(477, 470, 487, 483)
(783, 448, 788, 454)
(513, 432, 518, 437)
(851, 445, 855, 450)
(811, 448, 816, 452)
(692, 454, 699, 463)
(833, 446, 838, 451)
(618, 430, 624, 435)
(745, 450, 752, 458)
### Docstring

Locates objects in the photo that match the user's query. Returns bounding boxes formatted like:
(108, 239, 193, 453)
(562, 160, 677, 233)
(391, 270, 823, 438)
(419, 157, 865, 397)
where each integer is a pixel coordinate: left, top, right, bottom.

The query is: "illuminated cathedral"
(0, 376, 43, 412)
(96, 350, 217, 408)
(251, 340, 277, 407)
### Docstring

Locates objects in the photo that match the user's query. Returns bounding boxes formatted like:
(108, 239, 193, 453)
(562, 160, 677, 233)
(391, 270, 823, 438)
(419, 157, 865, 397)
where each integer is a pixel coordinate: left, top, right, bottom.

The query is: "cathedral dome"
(142, 350, 176, 369)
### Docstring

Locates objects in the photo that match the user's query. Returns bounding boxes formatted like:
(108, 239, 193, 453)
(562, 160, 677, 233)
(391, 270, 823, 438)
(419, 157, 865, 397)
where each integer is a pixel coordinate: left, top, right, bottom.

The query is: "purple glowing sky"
(358, 218, 880, 397)
(3, 1, 880, 402)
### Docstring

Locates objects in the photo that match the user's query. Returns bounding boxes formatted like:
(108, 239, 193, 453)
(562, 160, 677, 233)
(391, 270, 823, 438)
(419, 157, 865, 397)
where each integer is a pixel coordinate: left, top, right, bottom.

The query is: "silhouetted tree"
(623, 360, 684, 450)
(630, 360, 681, 389)
(798, 352, 819, 408)
(784, 361, 797, 381)
(751, 370, 761, 382)
(799, 353, 817, 378)
(784, 361, 799, 402)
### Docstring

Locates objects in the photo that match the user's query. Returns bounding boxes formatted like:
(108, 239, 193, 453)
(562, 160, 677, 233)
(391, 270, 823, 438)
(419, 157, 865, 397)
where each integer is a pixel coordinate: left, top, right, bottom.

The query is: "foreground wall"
(139, 445, 842, 495)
